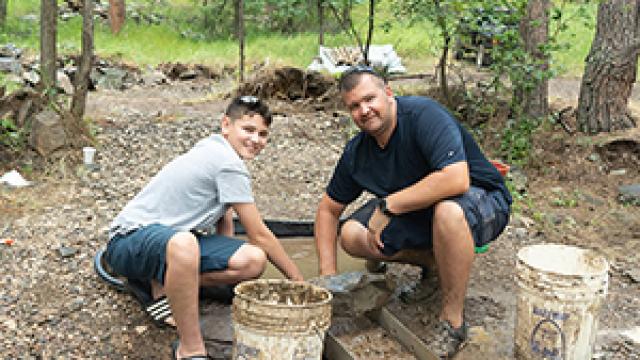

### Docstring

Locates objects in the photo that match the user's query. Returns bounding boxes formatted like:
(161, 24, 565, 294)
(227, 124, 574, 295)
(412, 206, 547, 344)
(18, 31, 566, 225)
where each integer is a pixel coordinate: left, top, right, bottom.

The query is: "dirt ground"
(1, 72, 639, 358)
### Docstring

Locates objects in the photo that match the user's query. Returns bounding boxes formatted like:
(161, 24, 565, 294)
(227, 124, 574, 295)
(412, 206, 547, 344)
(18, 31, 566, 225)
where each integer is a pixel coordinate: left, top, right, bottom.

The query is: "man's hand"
(315, 193, 346, 276)
(367, 205, 390, 251)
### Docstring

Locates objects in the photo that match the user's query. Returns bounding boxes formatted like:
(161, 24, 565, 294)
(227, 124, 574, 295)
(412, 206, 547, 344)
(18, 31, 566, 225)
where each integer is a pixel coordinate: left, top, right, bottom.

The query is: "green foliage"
(499, 115, 542, 166)
(0, 117, 26, 149)
(550, 189, 580, 208)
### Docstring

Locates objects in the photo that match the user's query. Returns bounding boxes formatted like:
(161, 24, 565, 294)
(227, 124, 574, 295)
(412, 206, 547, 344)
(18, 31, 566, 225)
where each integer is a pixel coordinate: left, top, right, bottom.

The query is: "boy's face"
(221, 113, 269, 160)
(342, 74, 395, 137)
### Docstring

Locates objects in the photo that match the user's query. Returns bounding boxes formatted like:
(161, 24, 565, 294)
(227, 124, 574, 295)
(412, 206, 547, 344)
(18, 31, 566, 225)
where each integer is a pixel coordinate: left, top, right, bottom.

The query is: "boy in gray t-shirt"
(105, 96, 303, 359)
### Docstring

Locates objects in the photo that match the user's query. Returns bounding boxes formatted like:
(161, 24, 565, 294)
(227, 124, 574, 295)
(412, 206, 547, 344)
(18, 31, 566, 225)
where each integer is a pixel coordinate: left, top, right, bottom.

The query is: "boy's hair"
(338, 65, 387, 93)
(225, 96, 273, 126)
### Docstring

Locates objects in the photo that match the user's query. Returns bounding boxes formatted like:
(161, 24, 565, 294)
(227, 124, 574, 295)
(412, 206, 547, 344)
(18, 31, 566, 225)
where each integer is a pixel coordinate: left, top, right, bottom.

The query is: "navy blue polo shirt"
(327, 96, 511, 206)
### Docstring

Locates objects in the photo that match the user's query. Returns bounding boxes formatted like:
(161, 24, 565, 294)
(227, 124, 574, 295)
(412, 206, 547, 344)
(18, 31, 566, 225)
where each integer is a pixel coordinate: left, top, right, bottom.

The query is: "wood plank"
(370, 307, 438, 360)
(324, 331, 356, 360)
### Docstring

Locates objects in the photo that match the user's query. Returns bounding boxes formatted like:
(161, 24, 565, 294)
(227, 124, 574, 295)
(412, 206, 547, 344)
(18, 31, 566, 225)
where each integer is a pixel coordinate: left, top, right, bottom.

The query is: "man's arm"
(232, 202, 304, 281)
(367, 162, 470, 242)
(314, 193, 347, 276)
(215, 207, 235, 237)
(384, 161, 469, 215)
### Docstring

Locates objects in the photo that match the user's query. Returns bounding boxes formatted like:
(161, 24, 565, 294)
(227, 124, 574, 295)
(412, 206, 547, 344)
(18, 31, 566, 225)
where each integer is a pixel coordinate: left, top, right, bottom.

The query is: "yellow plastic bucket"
(232, 279, 332, 360)
(514, 244, 609, 360)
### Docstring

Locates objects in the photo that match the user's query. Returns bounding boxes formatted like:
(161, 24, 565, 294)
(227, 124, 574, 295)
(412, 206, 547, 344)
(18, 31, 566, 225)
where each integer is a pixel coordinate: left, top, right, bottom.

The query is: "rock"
(58, 246, 77, 258)
(582, 193, 605, 207)
(618, 184, 640, 206)
(0, 44, 23, 58)
(508, 167, 528, 194)
(178, 69, 198, 80)
(309, 272, 394, 317)
(0, 57, 21, 74)
(57, 71, 74, 95)
(29, 109, 68, 156)
(141, 70, 167, 85)
(514, 227, 528, 240)
(23, 71, 40, 86)
(15, 98, 33, 128)
(623, 327, 640, 344)
(94, 68, 128, 90)
(626, 269, 640, 283)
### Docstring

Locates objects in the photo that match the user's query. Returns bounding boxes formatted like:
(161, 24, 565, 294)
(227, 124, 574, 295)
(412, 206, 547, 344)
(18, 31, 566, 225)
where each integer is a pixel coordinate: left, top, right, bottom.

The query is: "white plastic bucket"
(232, 279, 332, 360)
(82, 146, 96, 165)
(515, 244, 609, 360)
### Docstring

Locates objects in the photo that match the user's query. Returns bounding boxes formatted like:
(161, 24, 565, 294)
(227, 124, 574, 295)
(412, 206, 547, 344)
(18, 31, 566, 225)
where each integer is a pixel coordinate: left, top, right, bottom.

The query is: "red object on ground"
(489, 160, 510, 177)
(1, 238, 15, 246)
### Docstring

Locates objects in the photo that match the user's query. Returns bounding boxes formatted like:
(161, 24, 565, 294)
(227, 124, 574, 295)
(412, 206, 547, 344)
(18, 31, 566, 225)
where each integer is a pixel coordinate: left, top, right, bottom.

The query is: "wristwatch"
(378, 198, 395, 217)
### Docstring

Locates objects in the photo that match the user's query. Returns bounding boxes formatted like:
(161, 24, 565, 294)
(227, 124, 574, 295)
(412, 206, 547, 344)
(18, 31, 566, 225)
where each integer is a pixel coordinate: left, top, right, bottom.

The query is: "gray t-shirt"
(109, 134, 253, 239)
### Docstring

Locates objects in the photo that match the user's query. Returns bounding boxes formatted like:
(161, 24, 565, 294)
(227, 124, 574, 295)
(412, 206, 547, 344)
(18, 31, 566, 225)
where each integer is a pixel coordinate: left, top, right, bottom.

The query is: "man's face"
(341, 74, 394, 136)
(221, 113, 269, 160)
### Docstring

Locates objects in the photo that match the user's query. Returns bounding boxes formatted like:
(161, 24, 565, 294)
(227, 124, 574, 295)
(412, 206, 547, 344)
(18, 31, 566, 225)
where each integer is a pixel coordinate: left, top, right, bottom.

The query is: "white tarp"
(308, 45, 406, 74)
(0, 170, 32, 187)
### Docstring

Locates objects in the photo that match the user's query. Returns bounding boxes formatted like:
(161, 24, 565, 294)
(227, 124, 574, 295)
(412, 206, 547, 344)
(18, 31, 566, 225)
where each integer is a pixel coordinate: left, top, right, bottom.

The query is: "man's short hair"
(225, 96, 273, 126)
(338, 65, 387, 93)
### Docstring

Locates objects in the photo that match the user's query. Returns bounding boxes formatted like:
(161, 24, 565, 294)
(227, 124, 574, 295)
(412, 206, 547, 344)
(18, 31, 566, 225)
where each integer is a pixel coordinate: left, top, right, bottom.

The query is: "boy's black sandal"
(172, 340, 213, 360)
(126, 278, 175, 328)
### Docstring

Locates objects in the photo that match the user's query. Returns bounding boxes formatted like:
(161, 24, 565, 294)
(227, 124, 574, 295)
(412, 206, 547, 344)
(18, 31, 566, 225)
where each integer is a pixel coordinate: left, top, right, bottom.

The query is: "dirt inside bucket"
(237, 280, 331, 306)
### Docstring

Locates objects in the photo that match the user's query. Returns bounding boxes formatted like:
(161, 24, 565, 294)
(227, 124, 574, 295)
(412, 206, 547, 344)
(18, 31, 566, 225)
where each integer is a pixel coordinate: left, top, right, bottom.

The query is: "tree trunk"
(318, 0, 324, 46)
(516, 0, 549, 119)
(364, 0, 375, 65)
(433, 0, 450, 106)
(71, 0, 94, 122)
(237, 0, 244, 83)
(577, 0, 639, 133)
(40, 0, 58, 97)
(0, 0, 7, 28)
(108, 0, 126, 34)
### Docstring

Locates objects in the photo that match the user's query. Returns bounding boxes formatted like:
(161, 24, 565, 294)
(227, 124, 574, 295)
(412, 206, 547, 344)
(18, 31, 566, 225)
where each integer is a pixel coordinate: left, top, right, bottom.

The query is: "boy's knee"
(235, 244, 267, 279)
(167, 232, 199, 263)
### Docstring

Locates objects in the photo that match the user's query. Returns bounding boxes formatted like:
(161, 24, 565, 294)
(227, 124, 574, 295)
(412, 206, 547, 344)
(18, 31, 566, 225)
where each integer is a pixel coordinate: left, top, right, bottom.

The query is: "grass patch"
(0, 0, 599, 76)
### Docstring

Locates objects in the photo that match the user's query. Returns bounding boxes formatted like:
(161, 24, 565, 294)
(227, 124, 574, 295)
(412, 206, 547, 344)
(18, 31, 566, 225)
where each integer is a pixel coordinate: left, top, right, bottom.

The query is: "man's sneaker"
(432, 320, 469, 359)
(399, 266, 440, 303)
(365, 259, 388, 273)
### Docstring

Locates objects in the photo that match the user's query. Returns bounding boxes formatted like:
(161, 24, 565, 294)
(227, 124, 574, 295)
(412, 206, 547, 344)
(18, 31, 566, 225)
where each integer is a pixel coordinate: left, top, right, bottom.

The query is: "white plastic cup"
(83, 147, 96, 166)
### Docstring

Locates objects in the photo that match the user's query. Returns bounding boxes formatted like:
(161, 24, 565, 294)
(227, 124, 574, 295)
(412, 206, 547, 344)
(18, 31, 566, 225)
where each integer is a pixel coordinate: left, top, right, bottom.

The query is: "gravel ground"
(0, 86, 353, 358)
(1, 80, 638, 358)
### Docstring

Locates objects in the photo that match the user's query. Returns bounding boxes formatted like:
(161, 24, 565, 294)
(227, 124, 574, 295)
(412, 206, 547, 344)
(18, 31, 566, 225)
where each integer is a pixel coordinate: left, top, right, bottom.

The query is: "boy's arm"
(314, 193, 346, 276)
(215, 207, 235, 237)
(232, 202, 304, 281)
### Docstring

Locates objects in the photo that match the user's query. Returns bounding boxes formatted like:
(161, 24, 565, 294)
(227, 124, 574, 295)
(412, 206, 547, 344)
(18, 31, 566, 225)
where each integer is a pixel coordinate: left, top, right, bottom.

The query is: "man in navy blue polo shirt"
(314, 66, 511, 358)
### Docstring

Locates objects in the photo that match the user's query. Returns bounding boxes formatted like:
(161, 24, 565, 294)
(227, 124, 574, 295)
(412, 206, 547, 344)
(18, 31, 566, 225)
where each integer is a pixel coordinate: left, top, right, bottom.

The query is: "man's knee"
(167, 232, 200, 265)
(433, 200, 467, 229)
(338, 220, 366, 255)
(231, 244, 267, 279)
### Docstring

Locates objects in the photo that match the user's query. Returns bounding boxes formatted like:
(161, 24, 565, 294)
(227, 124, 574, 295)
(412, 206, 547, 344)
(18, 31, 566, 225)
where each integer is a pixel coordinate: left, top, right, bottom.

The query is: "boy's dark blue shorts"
(346, 186, 510, 256)
(104, 223, 245, 284)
